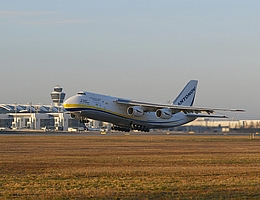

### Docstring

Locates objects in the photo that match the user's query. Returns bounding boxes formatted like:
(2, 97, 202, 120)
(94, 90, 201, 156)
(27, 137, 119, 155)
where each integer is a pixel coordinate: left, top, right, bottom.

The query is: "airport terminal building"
(0, 86, 82, 131)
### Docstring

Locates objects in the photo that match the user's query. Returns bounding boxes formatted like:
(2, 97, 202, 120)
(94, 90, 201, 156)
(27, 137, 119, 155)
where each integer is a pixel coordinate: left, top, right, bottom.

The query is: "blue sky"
(1, 0, 260, 119)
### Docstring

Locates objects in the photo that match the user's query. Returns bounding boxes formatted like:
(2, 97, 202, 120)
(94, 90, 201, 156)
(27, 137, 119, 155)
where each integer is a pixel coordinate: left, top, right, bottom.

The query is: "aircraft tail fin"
(173, 80, 198, 106)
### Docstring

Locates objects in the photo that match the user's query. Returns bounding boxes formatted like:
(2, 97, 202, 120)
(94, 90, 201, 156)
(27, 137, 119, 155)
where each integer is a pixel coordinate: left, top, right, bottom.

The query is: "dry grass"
(0, 134, 260, 199)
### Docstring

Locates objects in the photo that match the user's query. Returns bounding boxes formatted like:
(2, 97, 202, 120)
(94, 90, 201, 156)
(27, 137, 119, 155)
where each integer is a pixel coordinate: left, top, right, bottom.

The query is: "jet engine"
(127, 106, 144, 117)
(155, 108, 172, 119)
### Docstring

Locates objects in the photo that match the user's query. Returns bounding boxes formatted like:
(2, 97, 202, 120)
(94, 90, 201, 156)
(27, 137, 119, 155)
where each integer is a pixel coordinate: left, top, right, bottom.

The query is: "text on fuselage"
(80, 99, 89, 104)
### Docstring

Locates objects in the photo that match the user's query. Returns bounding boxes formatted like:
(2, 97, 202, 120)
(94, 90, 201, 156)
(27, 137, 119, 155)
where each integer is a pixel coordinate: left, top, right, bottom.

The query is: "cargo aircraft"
(63, 80, 244, 132)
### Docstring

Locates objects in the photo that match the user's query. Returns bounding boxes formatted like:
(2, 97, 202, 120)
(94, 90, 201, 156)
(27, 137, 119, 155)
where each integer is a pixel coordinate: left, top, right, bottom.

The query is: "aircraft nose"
(63, 96, 72, 106)
(63, 95, 79, 110)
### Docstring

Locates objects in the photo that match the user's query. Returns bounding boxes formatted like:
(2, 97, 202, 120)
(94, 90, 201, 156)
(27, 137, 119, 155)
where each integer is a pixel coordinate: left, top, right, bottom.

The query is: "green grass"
(0, 135, 260, 199)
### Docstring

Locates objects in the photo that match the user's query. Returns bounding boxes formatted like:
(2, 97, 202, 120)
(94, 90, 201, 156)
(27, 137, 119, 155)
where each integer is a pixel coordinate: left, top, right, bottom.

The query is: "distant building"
(182, 118, 260, 133)
(0, 86, 84, 131)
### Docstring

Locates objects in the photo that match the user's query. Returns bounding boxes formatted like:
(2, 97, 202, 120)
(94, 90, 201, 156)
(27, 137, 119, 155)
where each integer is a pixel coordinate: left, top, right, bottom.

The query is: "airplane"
(63, 80, 244, 132)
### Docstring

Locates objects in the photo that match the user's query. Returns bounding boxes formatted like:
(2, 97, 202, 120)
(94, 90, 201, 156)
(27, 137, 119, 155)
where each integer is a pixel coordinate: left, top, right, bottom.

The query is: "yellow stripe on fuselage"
(63, 103, 89, 109)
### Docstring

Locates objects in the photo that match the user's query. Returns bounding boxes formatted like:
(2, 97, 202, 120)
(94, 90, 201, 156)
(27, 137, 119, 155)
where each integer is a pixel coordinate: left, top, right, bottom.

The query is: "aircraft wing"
(116, 98, 244, 117)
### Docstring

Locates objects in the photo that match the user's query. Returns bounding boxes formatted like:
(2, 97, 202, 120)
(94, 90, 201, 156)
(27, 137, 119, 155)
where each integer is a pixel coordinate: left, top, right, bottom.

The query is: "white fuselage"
(63, 92, 197, 130)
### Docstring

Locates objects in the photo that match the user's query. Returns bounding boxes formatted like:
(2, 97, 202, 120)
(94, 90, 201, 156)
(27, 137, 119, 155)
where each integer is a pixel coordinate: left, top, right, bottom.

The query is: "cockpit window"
(77, 91, 87, 95)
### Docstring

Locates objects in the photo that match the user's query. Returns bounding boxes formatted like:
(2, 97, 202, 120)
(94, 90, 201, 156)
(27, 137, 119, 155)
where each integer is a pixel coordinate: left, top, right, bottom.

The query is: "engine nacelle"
(127, 106, 144, 117)
(155, 108, 172, 119)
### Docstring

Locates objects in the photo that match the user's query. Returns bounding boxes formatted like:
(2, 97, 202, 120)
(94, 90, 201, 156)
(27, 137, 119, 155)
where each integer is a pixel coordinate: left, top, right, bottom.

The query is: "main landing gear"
(111, 126, 131, 132)
(131, 124, 150, 132)
(111, 124, 150, 133)
(79, 117, 89, 123)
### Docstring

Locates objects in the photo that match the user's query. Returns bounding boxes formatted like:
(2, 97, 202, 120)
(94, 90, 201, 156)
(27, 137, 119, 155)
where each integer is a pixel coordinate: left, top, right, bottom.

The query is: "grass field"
(0, 134, 260, 199)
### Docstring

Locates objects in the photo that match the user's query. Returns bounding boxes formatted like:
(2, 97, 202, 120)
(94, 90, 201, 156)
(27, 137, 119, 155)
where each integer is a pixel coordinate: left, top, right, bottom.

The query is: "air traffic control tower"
(50, 86, 66, 107)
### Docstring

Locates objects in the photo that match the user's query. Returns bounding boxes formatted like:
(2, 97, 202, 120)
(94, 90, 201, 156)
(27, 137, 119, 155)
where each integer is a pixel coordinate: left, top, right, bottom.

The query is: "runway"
(0, 130, 257, 137)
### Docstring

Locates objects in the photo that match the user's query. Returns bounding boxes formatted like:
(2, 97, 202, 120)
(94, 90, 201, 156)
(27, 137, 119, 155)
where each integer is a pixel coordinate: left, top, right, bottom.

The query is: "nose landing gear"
(79, 117, 89, 124)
